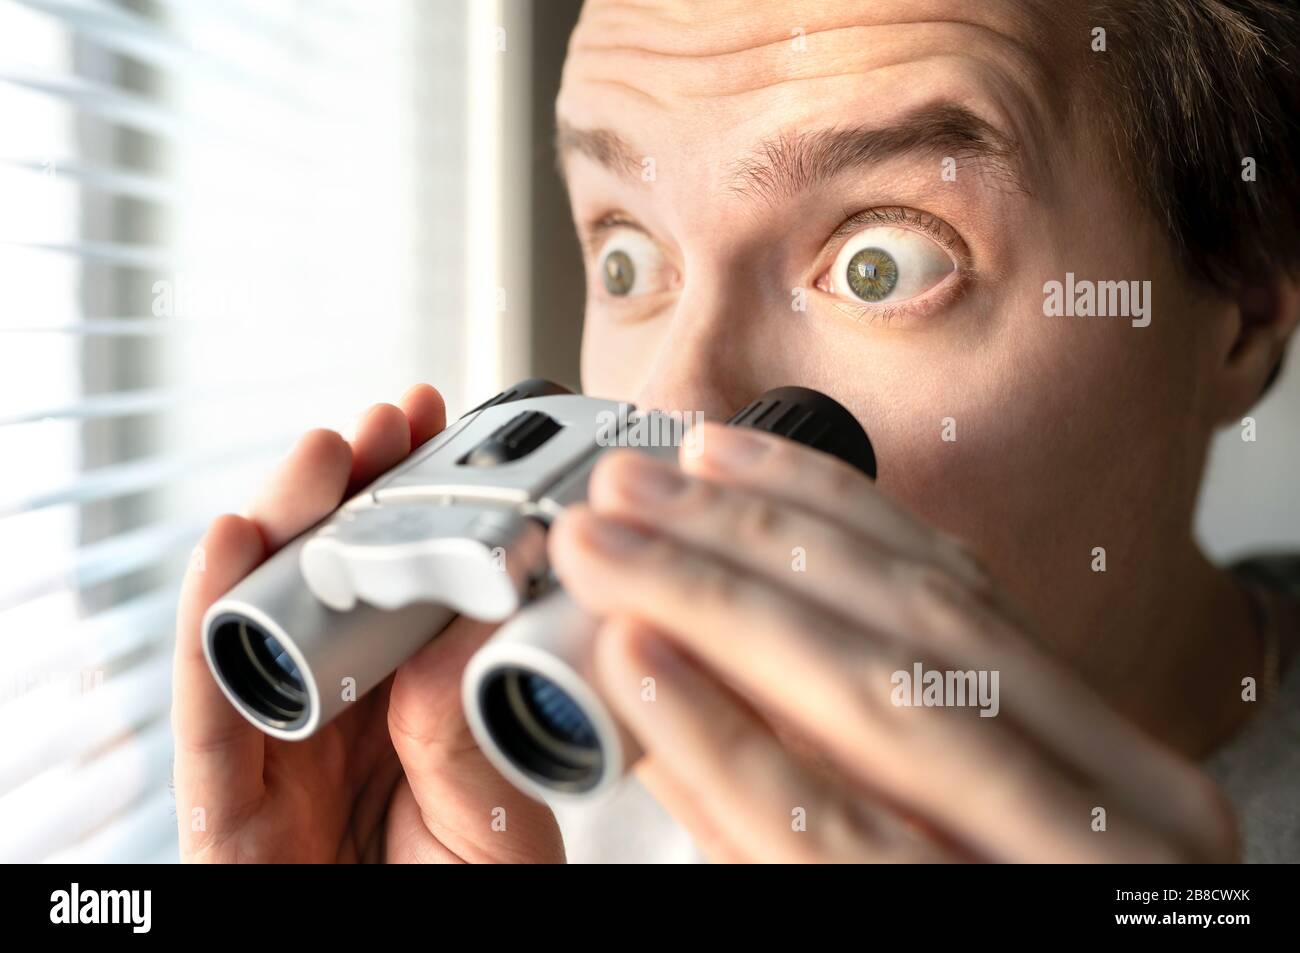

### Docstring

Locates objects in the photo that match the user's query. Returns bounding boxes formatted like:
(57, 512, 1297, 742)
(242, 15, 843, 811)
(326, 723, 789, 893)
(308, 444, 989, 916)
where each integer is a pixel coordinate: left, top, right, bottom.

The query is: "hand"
(172, 385, 564, 863)
(548, 423, 1239, 862)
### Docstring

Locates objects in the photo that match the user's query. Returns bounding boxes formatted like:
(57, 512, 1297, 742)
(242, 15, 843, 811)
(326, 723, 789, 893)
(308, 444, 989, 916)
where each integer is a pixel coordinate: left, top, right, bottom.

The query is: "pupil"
(602, 249, 635, 296)
(846, 247, 898, 302)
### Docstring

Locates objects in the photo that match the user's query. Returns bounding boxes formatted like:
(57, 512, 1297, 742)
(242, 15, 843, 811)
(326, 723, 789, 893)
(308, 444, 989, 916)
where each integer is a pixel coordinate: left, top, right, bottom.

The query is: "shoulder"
(1202, 660, 1300, 862)
(1207, 552, 1300, 862)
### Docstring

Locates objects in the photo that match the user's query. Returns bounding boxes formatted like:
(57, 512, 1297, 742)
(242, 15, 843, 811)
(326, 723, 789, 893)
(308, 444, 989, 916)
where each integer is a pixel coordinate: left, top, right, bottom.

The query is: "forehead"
(558, 0, 1079, 192)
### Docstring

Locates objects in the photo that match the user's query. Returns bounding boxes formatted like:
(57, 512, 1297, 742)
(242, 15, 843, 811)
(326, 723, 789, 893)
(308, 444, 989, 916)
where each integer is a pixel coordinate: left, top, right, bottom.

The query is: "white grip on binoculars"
(299, 502, 547, 620)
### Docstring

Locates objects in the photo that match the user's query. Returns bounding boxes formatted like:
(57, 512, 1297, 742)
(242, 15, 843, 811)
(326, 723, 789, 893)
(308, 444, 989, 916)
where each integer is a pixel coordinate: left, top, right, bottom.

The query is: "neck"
(1054, 542, 1261, 759)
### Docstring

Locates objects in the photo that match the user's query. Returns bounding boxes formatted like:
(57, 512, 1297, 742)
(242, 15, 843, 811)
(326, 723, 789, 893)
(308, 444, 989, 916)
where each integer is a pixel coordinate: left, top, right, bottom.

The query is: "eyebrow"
(555, 103, 1025, 200)
(554, 123, 644, 183)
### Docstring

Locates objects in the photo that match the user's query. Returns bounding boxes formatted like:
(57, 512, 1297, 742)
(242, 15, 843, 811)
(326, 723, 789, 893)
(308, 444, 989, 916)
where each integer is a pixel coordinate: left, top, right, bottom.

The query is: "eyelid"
(812, 206, 970, 326)
(826, 207, 960, 250)
(585, 214, 679, 308)
(581, 211, 646, 257)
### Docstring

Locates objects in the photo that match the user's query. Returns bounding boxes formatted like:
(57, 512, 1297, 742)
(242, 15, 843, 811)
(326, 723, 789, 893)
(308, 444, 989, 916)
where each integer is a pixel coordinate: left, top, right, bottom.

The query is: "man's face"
(556, 0, 1224, 639)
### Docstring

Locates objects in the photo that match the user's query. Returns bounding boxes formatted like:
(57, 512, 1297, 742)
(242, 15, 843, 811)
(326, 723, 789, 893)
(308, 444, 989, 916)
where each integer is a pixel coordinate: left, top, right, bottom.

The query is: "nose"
(632, 285, 763, 420)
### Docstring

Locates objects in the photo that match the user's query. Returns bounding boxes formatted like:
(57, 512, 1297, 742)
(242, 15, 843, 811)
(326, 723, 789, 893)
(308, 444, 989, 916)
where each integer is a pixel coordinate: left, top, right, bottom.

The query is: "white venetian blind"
(0, 0, 478, 861)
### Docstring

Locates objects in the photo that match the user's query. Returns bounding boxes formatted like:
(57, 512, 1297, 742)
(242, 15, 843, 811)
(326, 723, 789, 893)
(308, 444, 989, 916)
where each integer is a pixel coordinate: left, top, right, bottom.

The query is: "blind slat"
(0, 719, 172, 862)
(44, 788, 177, 864)
(0, 154, 179, 204)
(0, 366, 403, 426)
(0, 436, 290, 518)
(0, 386, 185, 426)
(0, 236, 175, 270)
(0, 155, 384, 214)
(1, 0, 468, 864)
(0, 317, 176, 335)
(0, 68, 348, 167)
(0, 652, 172, 794)
(1, 586, 177, 684)
(14, 0, 338, 118)
(0, 66, 189, 138)
(0, 516, 203, 612)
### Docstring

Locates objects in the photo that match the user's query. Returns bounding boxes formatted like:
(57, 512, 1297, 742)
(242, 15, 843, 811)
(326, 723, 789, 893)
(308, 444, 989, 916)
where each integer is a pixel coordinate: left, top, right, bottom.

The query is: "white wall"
(1197, 356, 1300, 561)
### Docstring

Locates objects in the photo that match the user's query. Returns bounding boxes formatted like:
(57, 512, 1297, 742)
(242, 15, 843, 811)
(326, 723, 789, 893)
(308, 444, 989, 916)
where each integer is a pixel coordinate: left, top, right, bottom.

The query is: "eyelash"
(828, 206, 958, 249)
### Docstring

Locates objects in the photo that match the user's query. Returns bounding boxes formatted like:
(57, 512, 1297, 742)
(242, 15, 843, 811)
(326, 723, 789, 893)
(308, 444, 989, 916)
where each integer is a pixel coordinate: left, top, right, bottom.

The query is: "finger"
(596, 616, 919, 863)
(245, 428, 352, 551)
(590, 450, 931, 626)
(347, 402, 411, 491)
(682, 423, 987, 589)
(551, 504, 898, 747)
(388, 617, 565, 864)
(172, 514, 268, 833)
(246, 388, 442, 551)
(552, 508, 1184, 860)
(398, 383, 448, 448)
(591, 451, 1219, 845)
(633, 759, 752, 864)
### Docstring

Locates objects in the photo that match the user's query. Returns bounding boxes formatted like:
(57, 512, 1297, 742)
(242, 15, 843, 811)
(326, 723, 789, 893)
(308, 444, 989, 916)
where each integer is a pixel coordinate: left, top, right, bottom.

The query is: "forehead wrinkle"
(724, 102, 1027, 206)
(573, 0, 1058, 69)
(560, 2, 1075, 207)
(561, 13, 1068, 178)
(568, 17, 1060, 111)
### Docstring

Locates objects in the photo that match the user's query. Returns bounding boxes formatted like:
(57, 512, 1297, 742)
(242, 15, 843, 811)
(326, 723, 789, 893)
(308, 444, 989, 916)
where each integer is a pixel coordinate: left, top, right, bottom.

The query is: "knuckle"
(819, 453, 866, 499)
(901, 562, 969, 617)
(714, 712, 765, 771)
(889, 562, 987, 649)
(733, 492, 785, 542)
(937, 532, 991, 587)
(678, 555, 742, 609)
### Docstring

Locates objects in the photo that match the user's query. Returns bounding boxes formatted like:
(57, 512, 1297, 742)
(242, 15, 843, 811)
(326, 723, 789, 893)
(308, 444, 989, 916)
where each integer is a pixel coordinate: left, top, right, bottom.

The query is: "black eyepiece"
(728, 385, 876, 479)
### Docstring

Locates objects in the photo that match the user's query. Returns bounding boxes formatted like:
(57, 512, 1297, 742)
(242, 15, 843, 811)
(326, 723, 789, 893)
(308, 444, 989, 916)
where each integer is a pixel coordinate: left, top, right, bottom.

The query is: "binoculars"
(202, 380, 875, 802)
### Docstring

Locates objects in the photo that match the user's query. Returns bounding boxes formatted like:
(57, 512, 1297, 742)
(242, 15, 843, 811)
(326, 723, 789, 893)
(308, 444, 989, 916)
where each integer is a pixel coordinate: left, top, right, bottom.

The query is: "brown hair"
(1090, 0, 1300, 292)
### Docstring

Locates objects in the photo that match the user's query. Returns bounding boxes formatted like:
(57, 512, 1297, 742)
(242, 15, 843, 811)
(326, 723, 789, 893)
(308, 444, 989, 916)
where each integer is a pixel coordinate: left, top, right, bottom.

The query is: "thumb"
(388, 616, 565, 863)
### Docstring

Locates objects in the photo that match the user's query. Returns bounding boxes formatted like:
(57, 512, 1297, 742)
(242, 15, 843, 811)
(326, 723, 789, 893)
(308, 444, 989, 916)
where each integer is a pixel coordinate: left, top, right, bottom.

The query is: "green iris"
(846, 247, 898, 302)
(602, 249, 635, 296)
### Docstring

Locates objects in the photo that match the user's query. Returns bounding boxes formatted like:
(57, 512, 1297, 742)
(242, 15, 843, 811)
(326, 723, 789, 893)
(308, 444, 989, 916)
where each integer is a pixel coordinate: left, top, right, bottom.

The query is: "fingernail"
(700, 426, 769, 469)
(582, 515, 653, 554)
(615, 456, 687, 503)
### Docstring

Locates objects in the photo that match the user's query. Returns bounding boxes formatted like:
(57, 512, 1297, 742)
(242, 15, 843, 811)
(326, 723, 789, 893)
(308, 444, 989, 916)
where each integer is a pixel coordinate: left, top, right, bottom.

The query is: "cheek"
(579, 309, 670, 401)
(858, 291, 1203, 599)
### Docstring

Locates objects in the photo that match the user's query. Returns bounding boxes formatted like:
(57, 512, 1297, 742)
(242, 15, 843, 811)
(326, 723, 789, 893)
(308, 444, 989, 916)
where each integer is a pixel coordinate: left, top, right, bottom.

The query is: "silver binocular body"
(202, 380, 874, 803)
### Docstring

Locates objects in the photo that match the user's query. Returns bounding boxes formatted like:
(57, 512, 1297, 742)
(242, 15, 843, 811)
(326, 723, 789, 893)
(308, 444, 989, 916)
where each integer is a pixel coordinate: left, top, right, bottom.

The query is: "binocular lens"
(210, 614, 308, 727)
(479, 668, 603, 792)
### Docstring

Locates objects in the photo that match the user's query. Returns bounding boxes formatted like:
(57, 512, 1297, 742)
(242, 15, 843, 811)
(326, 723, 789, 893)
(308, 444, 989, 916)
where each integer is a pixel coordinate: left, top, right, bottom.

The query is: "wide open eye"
(593, 228, 672, 299)
(819, 224, 956, 306)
